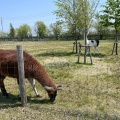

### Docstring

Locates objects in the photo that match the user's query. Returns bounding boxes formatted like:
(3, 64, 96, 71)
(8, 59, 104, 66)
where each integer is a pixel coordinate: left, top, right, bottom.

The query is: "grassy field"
(0, 40, 120, 120)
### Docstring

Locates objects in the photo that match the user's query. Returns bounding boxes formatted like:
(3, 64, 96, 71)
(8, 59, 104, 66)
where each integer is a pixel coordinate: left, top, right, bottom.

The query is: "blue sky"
(0, 0, 106, 33)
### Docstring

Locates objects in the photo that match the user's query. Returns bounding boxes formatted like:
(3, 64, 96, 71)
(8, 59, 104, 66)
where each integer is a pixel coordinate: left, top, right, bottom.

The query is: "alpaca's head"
(44, 85, 62, 103)
(48, 90, 57, 103)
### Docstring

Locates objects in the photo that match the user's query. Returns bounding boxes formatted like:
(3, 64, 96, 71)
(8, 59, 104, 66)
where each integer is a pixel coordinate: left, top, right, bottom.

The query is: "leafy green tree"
(34, 21, 47, 38)
(94, 12, 112, 39)
(50, 21, 62, 40)
(100, 0, 120, 54)
(9, 23, 15, 38)
(54, 0, 100, 53)
(0, 31, 7, 37)
(16, 24, 32, 38)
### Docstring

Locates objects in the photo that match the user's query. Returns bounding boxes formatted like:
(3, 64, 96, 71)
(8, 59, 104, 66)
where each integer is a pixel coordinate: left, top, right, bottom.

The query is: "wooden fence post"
(16, 45, 27, 107)
(111, 42, 118, 55)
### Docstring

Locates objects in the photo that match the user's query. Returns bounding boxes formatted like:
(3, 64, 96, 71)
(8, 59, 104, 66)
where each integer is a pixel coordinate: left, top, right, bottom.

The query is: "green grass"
(0, 40, 120, 120)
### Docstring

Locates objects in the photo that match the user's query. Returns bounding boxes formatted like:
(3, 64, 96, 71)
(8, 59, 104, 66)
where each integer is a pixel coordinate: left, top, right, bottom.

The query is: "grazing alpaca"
(0, 49, 61, 103)
(86, 39, 99, 54)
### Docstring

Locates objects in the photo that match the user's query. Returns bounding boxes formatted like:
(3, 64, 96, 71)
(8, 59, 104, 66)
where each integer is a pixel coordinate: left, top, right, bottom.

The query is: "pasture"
(0, 40, 120, 120)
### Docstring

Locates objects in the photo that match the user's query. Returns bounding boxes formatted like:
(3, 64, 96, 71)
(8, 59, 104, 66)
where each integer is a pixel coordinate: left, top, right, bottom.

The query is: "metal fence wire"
(0, 41, 120, 120)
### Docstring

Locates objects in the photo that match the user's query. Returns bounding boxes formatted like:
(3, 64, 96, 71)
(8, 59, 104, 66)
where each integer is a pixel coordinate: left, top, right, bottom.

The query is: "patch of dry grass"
(0, 40, 120, 119)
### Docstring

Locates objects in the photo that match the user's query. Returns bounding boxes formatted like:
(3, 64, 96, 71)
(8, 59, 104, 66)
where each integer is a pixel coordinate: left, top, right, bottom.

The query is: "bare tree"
(50, 21, 62, 40)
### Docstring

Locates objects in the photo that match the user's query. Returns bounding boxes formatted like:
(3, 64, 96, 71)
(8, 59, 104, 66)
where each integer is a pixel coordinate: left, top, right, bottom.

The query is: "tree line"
(0, 21, 62, 39)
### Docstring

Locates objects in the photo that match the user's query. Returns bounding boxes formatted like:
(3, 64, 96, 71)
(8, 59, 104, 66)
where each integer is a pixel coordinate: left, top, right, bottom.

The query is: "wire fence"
(0, 33, 120, 41)
(0, 40, 120, 120)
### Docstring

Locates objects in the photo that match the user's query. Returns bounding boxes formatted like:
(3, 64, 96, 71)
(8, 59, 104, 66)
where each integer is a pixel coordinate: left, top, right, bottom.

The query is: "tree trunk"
(111, 28, 118, 55)
(115, 29, 118, 55)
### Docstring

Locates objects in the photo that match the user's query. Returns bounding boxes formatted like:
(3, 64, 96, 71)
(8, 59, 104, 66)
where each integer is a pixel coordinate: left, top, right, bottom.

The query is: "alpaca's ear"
(57, 84, 62, 90)
(44, 86, 54, 91)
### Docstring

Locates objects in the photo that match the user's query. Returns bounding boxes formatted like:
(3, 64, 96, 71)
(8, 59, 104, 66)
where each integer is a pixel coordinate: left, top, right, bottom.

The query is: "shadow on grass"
(35, 51, 76, 57)
(76, 62, 93, 65)
(35, 50, 106, 59)
(0, 93, 21, 108)
(0, 93, 51, 109)
(28, 98, 51, 104)
(79, 52, 106, 58)
(91, 53, 106, 58)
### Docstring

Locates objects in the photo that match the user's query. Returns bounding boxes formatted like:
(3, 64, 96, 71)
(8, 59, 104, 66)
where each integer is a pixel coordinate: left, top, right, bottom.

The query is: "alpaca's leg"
(96, 47, 99, 53)
(28, 78, 41, 97)
(86, 46, 90, 55)
(0, 75, 9, 97)
(94, 47, 96, 54)
(94, 47, 99, 54)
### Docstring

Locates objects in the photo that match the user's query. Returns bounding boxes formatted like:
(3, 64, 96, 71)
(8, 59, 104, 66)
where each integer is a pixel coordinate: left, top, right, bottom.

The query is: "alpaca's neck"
(24, 54, 57, 90)
(32, 65, 57, 89)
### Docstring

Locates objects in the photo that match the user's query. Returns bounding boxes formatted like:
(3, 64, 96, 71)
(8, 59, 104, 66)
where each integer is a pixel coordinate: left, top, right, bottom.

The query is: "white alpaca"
(86, 39, 99, 54)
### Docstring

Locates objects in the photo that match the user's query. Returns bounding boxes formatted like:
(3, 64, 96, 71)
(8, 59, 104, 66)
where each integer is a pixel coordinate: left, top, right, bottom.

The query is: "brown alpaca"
(0, 49, 61, 103)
